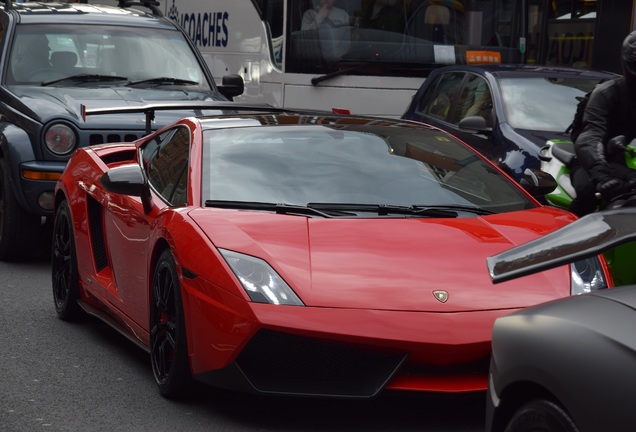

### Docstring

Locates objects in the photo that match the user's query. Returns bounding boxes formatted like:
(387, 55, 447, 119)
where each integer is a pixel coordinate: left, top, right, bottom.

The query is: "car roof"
(433, 64, 619, 80)
(1, 1, 170, 27)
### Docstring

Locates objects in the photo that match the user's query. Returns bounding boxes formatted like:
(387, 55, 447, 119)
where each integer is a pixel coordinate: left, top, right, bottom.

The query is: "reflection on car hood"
(190, 206, 576, 313)
(514, 128, 571, 148)
(8, 85, 226, 126)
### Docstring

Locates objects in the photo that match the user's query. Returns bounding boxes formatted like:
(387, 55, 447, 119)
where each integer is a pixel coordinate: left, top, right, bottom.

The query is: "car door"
(104, 126, 190, 328)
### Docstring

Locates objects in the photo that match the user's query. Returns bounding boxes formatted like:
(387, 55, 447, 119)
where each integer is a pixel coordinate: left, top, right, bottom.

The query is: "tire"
(51, 200, 83, 321)
(0, 161, 41, 261)
(150, 249, 193, 399)
(504, 399, 580, 432)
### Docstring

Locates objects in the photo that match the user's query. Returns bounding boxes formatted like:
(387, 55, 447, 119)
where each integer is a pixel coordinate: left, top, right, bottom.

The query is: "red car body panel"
(189, 207, 575, 312)
(54, 114, 604, 395)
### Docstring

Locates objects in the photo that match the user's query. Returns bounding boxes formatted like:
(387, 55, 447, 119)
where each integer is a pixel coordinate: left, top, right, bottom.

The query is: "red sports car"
(51, 103, 611, 399)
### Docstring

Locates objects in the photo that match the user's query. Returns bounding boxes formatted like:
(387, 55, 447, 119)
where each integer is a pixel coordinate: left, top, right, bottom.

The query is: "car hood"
(514, 128, 571, 148)
(190, 206, 577, 312)
(7, 85, 226, 126)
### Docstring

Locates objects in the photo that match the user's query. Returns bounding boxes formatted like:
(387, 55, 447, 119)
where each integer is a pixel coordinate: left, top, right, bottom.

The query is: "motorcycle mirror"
(519, 168, 558, 198)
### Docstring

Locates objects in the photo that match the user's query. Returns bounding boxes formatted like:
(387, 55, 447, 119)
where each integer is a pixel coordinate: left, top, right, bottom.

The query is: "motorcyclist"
(568, 31, 636, 217)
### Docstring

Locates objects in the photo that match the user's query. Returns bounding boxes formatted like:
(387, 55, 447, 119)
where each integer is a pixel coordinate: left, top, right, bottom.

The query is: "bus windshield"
(287, 0, 521, 76)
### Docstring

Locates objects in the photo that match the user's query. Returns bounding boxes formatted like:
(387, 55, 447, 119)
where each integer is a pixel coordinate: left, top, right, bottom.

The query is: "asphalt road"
(0, 255, 486, 432)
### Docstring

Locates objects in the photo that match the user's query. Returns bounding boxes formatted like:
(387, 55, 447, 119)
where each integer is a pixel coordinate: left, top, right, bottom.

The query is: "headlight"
(44, 123, 77, 155)
(219, 249, 304, 306)
(570, 257, 608, 295)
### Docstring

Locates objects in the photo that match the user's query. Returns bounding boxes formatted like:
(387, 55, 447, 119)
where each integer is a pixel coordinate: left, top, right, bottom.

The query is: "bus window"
(544, 0, 598, 68)
(164, 0, 635, 117)
(286, 0, 524, 76)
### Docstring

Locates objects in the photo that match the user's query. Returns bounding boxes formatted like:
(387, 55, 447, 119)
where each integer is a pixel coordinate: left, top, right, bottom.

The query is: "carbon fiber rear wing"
(487, 208, 636, 283)
(81, 101, 293, 135)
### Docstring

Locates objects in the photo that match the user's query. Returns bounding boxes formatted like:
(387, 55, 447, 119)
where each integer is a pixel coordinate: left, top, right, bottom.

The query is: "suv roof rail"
(116, 0, 162, 16)
(2, 0, 163, 17)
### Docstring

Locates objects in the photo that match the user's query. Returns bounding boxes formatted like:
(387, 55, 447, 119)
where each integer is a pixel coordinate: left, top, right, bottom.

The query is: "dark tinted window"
(143, 126, 190, 206)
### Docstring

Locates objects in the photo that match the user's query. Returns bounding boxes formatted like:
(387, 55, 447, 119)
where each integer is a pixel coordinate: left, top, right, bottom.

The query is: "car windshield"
(201, 117, 534, 215)
(498, 77, 602, 131)
(7, 24, 211, 89)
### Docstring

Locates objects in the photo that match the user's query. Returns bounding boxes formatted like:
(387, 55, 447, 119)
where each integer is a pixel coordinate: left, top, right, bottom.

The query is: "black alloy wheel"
(51, 200, 82, 321)
(504, 399, 580, 432)
(150, 249, 193, 399)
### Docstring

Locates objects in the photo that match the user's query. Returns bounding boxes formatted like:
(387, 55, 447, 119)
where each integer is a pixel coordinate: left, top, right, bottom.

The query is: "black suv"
(0, 0, 243, 261)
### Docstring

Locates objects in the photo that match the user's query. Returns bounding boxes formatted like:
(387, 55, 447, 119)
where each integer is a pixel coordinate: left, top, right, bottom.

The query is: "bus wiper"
(204, 200, 356, 218)
(42, 74, 128, 86)
(127, 77, 199, 87)
(311, 62, 370, 86)
(306, 203, 458, 217)
(312, 61, 397, 86)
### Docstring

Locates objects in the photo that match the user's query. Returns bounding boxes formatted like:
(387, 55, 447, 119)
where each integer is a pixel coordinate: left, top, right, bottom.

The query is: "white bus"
(162, 0, 634, 117)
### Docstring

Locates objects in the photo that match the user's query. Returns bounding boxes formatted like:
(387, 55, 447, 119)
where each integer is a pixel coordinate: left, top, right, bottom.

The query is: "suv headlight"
(44, 123, 77, 155)
(219, 249, 304, 305)
(570, 257, 608, 295)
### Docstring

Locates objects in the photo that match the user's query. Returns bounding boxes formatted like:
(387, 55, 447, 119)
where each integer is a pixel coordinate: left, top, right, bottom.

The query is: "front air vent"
(100, 150, 136, 165)
(235, 330, 406, 397)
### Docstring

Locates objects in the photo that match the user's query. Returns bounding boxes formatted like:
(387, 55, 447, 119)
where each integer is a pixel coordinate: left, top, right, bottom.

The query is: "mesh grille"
(89, 133, 140, 146)
(236, 330, 405, 397)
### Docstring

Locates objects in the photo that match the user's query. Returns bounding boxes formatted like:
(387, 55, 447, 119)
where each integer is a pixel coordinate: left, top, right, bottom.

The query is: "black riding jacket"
(575, 76, 636, 171)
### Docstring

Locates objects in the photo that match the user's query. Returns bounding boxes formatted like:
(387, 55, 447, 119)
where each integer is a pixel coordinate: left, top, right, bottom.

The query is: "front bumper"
(185, 284, 510, 397)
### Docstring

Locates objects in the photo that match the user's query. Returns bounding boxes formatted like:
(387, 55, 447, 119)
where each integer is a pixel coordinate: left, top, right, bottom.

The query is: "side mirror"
(458, 116, 492, 134)
(519, 168, 558, 198)
(218, 74, 244, 100)
(100, 164, 152, 214)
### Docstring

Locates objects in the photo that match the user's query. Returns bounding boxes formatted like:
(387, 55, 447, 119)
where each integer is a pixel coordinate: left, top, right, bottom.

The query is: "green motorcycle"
(539, 136, 636, 286)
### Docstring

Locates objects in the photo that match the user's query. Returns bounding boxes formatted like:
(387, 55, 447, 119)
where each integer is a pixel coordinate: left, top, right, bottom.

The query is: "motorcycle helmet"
(622, 31, 636, 83)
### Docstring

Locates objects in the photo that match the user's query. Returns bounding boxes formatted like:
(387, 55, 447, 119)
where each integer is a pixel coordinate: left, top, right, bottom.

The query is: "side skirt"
(77, 299, 150, 354)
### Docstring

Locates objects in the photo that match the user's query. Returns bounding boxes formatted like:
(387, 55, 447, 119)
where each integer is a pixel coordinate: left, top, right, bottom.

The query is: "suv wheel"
(0, 161, 41, 261)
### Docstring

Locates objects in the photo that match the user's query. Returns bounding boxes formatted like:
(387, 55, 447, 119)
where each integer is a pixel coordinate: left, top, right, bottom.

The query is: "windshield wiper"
(204, 200, 356, 218)
(127, 77, 199, 87)
(306, 203, 458, 217)
(42, 74, 128, 86)
(420, 204, 496, 215)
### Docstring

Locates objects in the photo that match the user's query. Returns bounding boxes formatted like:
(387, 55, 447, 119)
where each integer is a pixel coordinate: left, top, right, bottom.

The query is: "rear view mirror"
(100, 164, 152, 214)
(458, 115, 492, 134)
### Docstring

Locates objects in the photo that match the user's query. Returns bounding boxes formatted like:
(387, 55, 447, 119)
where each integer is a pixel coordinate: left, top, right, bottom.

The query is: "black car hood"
(513, 128, 571, 147)
(7, 84, 226, 126)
